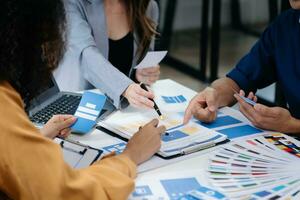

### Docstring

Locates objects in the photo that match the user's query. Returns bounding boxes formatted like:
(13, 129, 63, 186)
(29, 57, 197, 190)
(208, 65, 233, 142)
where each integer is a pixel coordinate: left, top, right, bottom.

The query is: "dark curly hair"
(0, 0, 66, 102)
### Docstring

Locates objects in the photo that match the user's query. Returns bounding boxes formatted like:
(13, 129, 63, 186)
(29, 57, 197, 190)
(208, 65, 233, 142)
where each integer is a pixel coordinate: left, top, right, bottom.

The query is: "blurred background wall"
(157, 0, 289, 106)
(159, 0, 270, 30)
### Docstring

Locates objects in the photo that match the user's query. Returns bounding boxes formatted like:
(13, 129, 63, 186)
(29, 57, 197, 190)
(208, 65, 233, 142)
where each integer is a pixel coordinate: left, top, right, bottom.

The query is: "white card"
(134, 51, 168, 69)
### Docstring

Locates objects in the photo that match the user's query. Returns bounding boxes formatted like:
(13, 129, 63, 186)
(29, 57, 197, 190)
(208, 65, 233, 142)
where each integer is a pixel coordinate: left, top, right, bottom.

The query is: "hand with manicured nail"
(40, 115, 77, 139)
(123, 83, 155, 109)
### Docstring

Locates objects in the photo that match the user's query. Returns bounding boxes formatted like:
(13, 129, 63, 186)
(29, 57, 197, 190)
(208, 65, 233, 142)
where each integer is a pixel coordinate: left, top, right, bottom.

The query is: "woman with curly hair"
(54, 0, 160, 109)
(0, 0, 165, 199)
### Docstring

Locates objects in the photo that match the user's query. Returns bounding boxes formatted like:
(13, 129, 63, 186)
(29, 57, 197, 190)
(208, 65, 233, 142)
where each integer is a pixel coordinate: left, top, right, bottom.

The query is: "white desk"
(71, 79, 258, 199)
(136, 109, 251, 187)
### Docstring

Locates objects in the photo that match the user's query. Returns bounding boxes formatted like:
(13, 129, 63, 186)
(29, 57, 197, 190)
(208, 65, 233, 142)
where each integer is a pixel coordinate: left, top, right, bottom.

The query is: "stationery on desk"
(53, 137, 103, 169)
(231, 88, 256, 106)
(207, 133, 300, 199)
(69, 79, 276, 172)
(129, 170, 227, 200)
(99, 80, 217, 159)
(68, 128, 128, 156)
(71, 91, 107, 134)
(161, 95, 187, 104)
(140, 82, 163, 119)
(98, 107, 228, 159)
(63, 80, 299, 199)
(97, 80, 266, 159)
(98, 106, 267, 159)
(134, 51, 168, 69)
(128, 132, 300, 200)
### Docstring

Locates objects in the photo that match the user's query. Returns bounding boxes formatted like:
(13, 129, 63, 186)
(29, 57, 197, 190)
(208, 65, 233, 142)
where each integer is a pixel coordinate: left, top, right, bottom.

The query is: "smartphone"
(238, 94, 256, 106)
(231, 88, 256, 106)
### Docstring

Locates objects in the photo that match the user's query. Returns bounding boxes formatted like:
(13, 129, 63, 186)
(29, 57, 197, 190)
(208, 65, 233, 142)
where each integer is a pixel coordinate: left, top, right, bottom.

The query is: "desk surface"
(137, 109, 247, 186)
(71, 79, 260, 198)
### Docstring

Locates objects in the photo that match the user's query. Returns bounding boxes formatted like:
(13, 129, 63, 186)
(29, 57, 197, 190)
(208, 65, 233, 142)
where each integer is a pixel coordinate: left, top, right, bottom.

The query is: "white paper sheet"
(129, 170, 227, 200)
(134, 51, 168, 69)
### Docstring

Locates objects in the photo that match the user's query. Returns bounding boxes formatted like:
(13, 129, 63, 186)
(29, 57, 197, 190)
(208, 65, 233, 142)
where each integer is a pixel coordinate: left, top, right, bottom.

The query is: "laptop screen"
(25, 76, 60, 112)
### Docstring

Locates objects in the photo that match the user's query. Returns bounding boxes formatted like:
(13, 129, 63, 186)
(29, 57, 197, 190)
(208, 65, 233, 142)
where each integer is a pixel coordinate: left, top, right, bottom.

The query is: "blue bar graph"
(218, 125, 263, 139)
(162, 95, 187, 104)
(102, 142, 127, 154)
(162, 130, 188, 142)
(196, 116, 242, 129)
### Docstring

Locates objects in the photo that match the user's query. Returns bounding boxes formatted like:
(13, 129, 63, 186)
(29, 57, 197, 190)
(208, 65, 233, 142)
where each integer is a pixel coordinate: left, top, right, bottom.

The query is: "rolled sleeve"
(226, 23, 277, 94)
(227, 64, 257, 93)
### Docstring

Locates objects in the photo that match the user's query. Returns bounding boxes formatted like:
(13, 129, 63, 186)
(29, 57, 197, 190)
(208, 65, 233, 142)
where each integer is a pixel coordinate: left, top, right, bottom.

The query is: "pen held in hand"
(139, 83, 164, 119)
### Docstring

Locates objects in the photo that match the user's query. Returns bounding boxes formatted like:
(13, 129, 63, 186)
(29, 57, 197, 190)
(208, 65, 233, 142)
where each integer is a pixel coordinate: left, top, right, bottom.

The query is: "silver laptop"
(27, 76, 115, 128)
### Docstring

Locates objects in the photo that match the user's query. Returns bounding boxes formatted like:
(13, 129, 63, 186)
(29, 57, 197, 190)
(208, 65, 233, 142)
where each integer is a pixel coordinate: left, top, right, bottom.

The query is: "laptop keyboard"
(30, 94, 82, 124)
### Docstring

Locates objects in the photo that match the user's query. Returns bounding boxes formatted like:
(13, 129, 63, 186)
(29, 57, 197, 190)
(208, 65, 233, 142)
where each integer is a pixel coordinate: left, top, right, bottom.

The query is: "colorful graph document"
(129, 170, 227, 200)
(71, 91, 106, 134)
(69, 128, 127, 156)
(99, 109, 227, 158)
(162, 95, 187, 104)
(198, 109, 264, 139)
(207, 133, 300, 199)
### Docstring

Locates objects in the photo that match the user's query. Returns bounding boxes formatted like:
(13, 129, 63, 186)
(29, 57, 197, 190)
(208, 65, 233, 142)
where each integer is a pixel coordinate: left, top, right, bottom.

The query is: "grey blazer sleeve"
(64, 0, 133, 108)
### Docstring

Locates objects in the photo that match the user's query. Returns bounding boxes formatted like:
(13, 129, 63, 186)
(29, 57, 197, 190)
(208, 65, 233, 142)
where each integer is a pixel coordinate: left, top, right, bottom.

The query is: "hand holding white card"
(134, 51, 168, 69)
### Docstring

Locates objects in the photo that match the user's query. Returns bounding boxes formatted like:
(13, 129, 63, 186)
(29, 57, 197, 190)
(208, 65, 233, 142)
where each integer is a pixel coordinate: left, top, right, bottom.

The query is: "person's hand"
(122, 119, 166, 165)
(237, 90, 258, 103)
(183, 87, 219, 124)
(123, 83, 155, 109)
(40, 115, 77, 139)
(136, 65, 160, 85)
(234, 90, 298, 133)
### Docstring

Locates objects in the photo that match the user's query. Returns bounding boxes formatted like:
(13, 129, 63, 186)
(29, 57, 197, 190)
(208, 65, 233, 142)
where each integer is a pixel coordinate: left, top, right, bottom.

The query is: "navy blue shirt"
(227, 9, 300, 119)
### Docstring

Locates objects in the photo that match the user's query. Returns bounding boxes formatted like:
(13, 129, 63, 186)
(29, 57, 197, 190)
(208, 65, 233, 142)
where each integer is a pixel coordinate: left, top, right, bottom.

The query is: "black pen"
(139, 83, 164, 119)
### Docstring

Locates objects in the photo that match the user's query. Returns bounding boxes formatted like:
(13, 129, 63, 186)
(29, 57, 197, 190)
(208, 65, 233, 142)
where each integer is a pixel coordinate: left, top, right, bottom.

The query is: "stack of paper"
(100, 110, 227, 157)
(207, 133, 300, 199)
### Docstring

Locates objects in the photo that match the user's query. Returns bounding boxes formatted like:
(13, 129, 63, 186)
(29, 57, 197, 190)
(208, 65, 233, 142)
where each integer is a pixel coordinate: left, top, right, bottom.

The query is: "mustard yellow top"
(0, 82, 136, 200)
